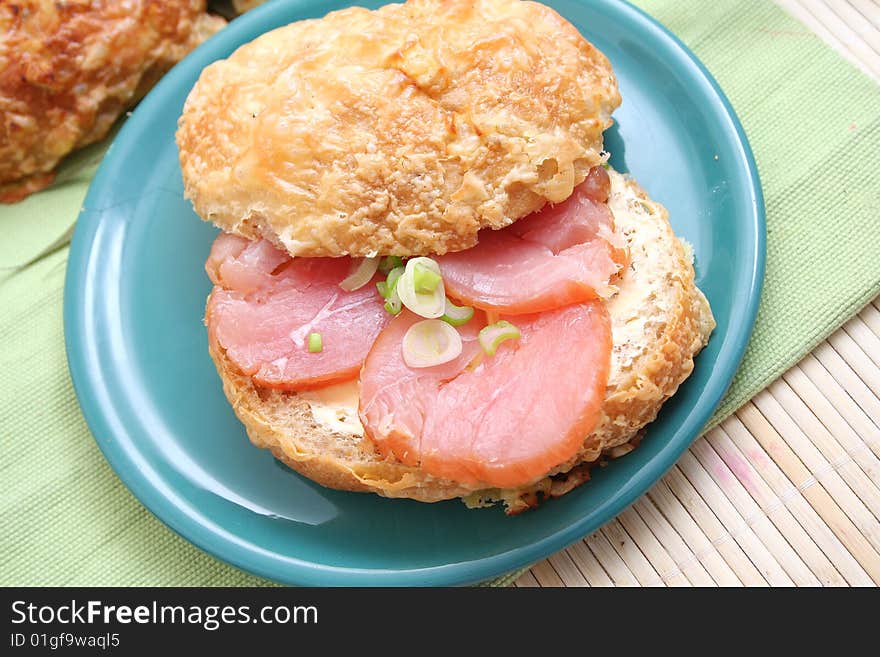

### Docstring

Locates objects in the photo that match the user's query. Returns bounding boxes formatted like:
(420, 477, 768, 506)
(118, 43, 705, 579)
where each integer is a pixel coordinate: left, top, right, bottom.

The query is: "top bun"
(177, 0, 620, 257)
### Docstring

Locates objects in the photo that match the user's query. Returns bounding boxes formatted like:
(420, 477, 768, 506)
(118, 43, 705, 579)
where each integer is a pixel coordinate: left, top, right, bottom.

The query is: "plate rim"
(63, 0, 766, 586)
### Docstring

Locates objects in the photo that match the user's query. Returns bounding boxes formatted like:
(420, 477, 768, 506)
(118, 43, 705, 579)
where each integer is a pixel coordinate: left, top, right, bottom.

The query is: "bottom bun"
(208, 169, 715, 513)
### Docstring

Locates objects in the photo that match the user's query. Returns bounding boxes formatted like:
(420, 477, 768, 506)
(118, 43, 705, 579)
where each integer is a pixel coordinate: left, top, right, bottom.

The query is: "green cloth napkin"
(2, 0, 879, 587)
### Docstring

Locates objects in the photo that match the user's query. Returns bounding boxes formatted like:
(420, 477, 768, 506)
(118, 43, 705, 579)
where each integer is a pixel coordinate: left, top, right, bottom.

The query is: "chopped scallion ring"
(308, 332, 323, 353)
(413, 264, 442, 293)
(440, 297, 474, 327)
(377, 265, 406, 315)
(384, 295, 402, 315)
(402, 319, 463, 368)
(339, 256, 379, 291)
(478, 320, 521, 356)
(386, 266, 405, 292)
(380, 255, 404, 273)
(396, 257, 445, 318)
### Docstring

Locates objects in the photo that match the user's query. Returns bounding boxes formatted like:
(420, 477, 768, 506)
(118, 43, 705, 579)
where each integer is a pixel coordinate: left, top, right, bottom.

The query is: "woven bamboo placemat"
(516, 0, 880, 587)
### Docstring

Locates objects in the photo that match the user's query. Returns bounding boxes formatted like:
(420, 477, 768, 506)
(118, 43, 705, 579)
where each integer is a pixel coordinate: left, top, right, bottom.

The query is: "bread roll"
(0, 1, 225, 202)
(177, 0, 620, 257)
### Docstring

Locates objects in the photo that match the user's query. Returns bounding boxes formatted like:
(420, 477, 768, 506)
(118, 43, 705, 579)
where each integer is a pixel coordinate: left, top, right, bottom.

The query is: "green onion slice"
(385, 266, 405, 293)
(376, 267, 404, 300)
(396, 257, 445, 318)
(413, 263, 442, 293)
(384, 294, 402, 315)
(339, 256, 379, 291)
(374, 264, 407, 315)
(440, 298, 474, 327)
(308, 332, 323, 353)
(478, 320, 521, 356)
(377, 265, 406, 315)
(401, 319, 463, 368)
(379, 255, 404, 273)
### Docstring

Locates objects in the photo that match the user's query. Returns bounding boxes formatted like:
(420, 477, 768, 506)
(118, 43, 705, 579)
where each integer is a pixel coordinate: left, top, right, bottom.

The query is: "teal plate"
(64, 0, 764, 586)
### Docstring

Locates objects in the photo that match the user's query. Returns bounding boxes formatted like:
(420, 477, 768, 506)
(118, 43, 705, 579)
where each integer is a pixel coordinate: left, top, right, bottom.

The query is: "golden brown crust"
(0, 170, 55, 203)
(0, 1, 224, 202)
(207, 170, 715, 513)
(177, 0, 620, 257)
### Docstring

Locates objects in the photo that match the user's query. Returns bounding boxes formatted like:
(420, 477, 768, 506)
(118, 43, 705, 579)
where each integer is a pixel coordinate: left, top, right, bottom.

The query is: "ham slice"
(205, 234, 390, 391)
(438, 166, 627, 315)
(359, 302, 612, 489)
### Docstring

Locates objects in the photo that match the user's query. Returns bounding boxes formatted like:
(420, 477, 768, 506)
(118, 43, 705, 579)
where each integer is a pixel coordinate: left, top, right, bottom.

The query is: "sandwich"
(176, 0, 715, 514)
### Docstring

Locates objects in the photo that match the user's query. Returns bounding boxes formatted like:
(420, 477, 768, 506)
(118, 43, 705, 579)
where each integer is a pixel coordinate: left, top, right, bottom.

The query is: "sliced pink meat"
(359, 303, 612, 489)
(205, 234, 390, 391)
(437, 166, 627, 315)
(206, 234, 289, 295)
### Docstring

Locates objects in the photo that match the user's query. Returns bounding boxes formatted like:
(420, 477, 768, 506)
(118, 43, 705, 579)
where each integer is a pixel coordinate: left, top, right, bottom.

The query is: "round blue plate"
(65, 0, 764, 586)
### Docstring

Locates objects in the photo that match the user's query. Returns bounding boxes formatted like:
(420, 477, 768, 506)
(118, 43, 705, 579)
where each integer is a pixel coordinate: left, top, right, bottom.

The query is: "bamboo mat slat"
(516, 0, 880, 587)
(644, 482, 744, 586)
